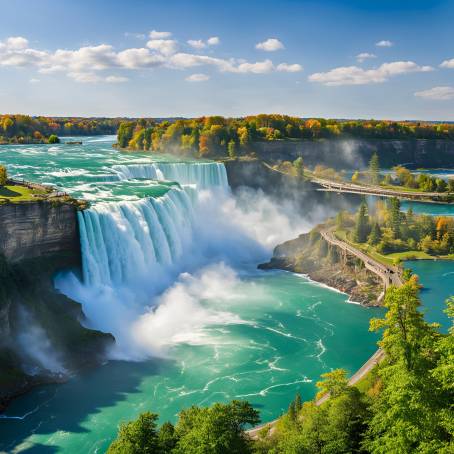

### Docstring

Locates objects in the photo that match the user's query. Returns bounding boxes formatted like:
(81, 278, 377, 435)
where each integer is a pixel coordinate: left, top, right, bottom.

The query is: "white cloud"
(5, 36, 29, 50)
(187, 39, 206, 50)
(116, 48, 165, 69)
(309, 61, 433, 86)
(149, 30, 172, 39)
(256, 38, 284, 52)
(0, 34, 303, 81)
(356, 52, 376, 63)
(29, 78, 40, 84)
(207, 36, 220, 45)
(376, 40, 393, 47)
(440, 58, 454, 69)
(236, 59, 274, 73)
(146, 39, 178, 56)
(187, 36, 220, 50)
(415, 86, 454, 100)
(276, 63, 303, 73)
(186, 73, 210, 82)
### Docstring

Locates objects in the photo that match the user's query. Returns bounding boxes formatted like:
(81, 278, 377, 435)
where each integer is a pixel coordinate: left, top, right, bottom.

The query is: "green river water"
(0, 137, 452, 453)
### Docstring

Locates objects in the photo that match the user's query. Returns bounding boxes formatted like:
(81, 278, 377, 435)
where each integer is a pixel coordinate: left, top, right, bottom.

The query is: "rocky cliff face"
(259, 230, 382, 306)
(0, 201, 113, 411)
(0, 201, 80, 266)
(251, 138, 454, 169)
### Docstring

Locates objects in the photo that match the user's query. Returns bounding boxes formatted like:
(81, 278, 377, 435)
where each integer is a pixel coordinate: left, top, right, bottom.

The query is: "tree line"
(117, 115, 454, 157)
(0, 115, 124, 144)
(107, 281, 453, 453)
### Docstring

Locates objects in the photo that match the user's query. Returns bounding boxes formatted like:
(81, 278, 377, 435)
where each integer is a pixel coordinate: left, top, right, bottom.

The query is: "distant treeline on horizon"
(116, 114, 454, 158)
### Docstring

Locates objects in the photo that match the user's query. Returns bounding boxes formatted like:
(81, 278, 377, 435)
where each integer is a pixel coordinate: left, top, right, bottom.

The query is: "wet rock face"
(0, 202, 80, 267)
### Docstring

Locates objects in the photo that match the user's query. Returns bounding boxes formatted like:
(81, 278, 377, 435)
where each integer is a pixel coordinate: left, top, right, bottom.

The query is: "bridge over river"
(248, 227, 403, 439)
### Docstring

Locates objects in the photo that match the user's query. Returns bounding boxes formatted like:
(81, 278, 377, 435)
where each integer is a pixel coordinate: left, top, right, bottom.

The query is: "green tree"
(228, 139, 237, 158)
(354, 201, 370, 243)
(293, 157, 304, 178)
(107, 412, 161, 454)
(0, 165, 7, 186)
(316, 369, 349, 400)
(369, 152, 380, 185)
(365, 279, 451, 453)
(389, 197, 401, 239)
(368, 222, 382, 245)
(174, 400, 259, 454)
(48, 134, 60, 144)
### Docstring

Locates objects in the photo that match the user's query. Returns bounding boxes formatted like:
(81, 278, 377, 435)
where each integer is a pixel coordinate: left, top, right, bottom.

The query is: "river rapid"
(0, 137, 451, 453)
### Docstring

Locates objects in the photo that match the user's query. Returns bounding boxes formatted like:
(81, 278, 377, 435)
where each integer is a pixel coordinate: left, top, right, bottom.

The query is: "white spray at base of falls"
(57, 160, 331, 358)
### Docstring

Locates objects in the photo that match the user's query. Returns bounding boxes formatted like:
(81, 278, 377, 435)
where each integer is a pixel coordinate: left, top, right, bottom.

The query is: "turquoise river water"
(0, 137, 451, 453)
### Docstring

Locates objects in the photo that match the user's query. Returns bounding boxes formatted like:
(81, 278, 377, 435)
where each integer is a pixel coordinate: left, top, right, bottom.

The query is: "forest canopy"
(117, 115, 454, 157)
(0, 115, 127, 144)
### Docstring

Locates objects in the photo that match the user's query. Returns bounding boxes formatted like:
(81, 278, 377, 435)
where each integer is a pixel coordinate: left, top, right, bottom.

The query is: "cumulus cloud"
(440, 58, 454, 69)
(376, 40, 393, 47)
(146, 39, 178, 56)
(186, 73, 210, 82)
(309, 61, 433, 86)
(149, 30, 172, 39)
(207, 36, 220, 45)
(415, 86, 454, 100)
(276, 62, 303, 72)
(187, 36, 220, 49)
(356, 52, 376, 63)
(256, 38, 284, 52)
(0, 34, 302, 82)
(5, 36, 29, 49)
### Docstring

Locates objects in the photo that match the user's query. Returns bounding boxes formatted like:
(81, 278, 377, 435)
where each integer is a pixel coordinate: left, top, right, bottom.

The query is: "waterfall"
(112, 162, 228, 189)
(78, 161, 229, 288)
(78, 186, 195, 287)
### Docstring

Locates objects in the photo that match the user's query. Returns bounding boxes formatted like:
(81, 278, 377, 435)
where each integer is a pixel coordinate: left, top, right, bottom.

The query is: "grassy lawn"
(0, 184, 47, 202)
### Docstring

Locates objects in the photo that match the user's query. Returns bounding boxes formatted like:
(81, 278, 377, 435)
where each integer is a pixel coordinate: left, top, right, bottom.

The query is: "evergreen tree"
(293, 157, 304, 178)
(368, 222, 382, 245)
(389, 197, 401, 239)
(369, 152, 380, 185)
(0, 165, 7, 186)
(354, 201, 370, 243)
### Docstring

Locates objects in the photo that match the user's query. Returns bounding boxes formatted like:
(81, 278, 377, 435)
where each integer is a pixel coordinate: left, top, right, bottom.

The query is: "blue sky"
(0, 0, 453, 119)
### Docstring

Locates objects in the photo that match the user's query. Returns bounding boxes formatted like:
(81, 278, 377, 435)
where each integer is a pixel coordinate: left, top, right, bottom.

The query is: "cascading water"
(78, 162, 228, 288)
(112, 162, 228, 189)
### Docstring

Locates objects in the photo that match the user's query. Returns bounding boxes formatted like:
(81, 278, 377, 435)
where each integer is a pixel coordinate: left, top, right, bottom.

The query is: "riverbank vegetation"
(0, 115, 123, 144)
(336, 198, 454, 262)
(107, 282, 453, 453)
(116, 115, 454, 157)
(351, 158, 454, 194)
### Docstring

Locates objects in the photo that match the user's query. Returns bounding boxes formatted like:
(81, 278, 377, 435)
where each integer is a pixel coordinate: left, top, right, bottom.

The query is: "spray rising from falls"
(112, 162, 228, 189)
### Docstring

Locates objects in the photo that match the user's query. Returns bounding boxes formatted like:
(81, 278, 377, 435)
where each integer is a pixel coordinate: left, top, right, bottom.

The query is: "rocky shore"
(259, 229, 383, 306)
